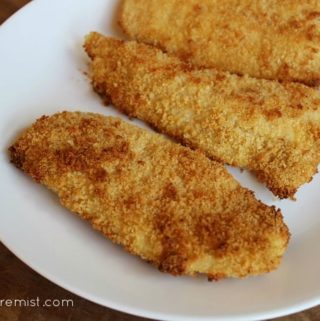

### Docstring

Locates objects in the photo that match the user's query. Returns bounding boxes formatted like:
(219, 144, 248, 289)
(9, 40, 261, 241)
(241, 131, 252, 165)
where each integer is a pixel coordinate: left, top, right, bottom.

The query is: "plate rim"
(2, 238, 320, 321)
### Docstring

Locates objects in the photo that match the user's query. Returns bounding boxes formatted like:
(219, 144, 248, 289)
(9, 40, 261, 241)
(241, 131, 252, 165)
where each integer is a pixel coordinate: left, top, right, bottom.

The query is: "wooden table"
(1, 1, 319, 321)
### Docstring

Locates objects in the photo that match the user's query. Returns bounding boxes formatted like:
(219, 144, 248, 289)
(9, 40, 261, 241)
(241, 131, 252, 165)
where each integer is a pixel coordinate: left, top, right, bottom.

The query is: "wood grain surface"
(0, 1, 319, 321)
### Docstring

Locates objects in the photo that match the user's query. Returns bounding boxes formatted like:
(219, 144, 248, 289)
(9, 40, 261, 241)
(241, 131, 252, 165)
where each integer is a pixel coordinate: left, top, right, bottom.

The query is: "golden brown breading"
(119, 0, 320, 85)
(84, 33, 320, 199)
(9, 112, 289, 279)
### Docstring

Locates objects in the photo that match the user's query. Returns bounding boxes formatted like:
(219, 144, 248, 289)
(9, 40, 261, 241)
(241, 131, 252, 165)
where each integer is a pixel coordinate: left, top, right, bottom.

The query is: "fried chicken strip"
(119, 0, 320, 85)
(9, 112, 289, 279)
(84, 33, 320, 199)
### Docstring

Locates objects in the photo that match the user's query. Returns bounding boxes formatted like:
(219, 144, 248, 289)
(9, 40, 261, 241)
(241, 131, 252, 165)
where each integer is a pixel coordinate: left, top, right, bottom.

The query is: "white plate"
(0, 1, 319, 320)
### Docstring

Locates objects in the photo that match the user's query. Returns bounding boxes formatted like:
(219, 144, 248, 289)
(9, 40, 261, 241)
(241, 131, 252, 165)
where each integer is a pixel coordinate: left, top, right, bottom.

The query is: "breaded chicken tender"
(9, 112, 289, 279)
(84, 33, 320, 199)
(119, 0, 320, 85)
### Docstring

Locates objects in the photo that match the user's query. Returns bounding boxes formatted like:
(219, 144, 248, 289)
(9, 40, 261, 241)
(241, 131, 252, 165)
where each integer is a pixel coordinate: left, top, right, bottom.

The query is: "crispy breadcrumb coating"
(9, 112, 289, 279)
(84, 33, 320, 199)
(119, 0, 320, 85)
